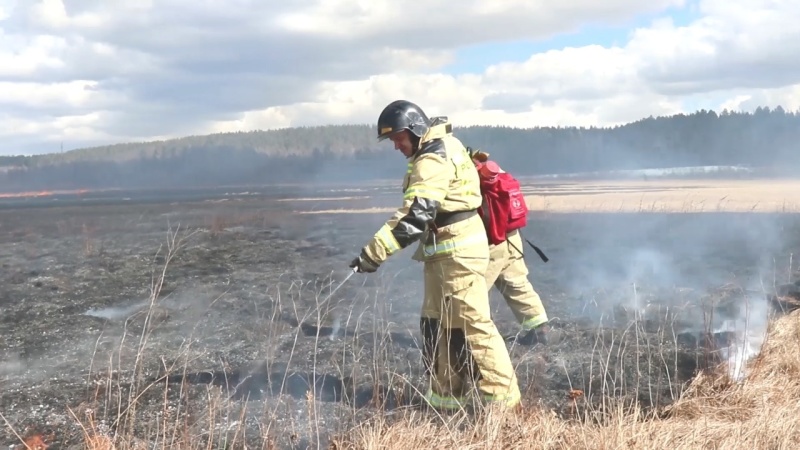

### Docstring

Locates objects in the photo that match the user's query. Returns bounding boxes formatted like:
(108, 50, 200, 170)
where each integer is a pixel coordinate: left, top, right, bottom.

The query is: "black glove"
(349, 251, 379, 273)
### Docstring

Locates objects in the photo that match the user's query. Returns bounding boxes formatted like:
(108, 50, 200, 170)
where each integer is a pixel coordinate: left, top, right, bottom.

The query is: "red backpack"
(470, 148, 549, 263)
(476, 160, 528, 245)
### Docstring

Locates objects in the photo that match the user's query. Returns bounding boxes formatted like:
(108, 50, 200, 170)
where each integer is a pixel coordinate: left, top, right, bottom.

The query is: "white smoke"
(83, 301, 148, 320)
(329, 315, 341, 341)
(712, 292, 770, 381)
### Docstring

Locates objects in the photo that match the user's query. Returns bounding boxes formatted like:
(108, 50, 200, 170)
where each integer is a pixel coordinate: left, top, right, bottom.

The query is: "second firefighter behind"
(471, 152, 559, 346)
(350, 99, 521, 410)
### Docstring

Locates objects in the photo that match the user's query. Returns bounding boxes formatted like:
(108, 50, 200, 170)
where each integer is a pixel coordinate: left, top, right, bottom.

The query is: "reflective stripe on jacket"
(362, 120, 486, 265)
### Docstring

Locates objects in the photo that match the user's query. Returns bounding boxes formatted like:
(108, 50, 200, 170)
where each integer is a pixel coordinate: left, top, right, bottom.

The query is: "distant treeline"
(1, 106, 798, 192)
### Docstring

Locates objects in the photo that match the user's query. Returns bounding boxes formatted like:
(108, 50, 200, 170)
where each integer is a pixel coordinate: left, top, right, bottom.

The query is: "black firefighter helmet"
(376, 100, 431, 142)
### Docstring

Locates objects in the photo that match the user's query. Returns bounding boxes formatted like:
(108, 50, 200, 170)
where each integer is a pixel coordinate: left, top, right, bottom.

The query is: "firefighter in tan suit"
(486, 229, 553, 345)
(472, 152, 555, 346)
(350, 100, 521, 410)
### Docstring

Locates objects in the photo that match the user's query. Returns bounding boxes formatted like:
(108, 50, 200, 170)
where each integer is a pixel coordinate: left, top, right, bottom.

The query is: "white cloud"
(631, 0, 800, 92)
(0, 34, 67, 77)
(0, 0, 799, 154)
(483, 45, 638, 100)
(276, 0, 684, 44)
(0, 80, 101, 109)
(721, 85, 800, 113)
(217, 0, 800, 132)
(0, 2, 10, 21)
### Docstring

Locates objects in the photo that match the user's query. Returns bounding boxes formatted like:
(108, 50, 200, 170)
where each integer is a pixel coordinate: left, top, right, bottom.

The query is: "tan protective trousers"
(485, 230, 549, 331)
(418, 215, 521, 408)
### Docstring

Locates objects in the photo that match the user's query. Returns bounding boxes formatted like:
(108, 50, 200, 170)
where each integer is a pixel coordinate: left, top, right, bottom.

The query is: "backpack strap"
(510, 230, 550, 263)
(523, 233, 549, 262)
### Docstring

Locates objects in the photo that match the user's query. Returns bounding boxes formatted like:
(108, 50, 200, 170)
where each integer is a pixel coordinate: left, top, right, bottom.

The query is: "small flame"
(20, 434, 49, 450)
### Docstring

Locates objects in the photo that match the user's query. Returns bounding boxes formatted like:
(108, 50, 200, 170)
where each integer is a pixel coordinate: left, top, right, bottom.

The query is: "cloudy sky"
(1, 0, 799, 155)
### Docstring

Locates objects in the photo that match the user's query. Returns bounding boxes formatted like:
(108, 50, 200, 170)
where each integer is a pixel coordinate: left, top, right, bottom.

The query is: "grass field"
(524, 178, 800, 213)
(296, 178, 800, 214)
(336, 309, 800, 449)
(2, 177, 799, 449)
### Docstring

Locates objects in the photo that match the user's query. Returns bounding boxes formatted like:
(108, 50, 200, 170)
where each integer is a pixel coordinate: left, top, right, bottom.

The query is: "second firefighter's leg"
(485, 240, 509, 289)
(497, 230, 549, 331)
(442, 255, 521, 408)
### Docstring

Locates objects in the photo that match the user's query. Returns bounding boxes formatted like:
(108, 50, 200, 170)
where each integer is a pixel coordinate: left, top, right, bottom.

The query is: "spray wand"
(320, 266, 358, 308)
(299, 267, 357, 340)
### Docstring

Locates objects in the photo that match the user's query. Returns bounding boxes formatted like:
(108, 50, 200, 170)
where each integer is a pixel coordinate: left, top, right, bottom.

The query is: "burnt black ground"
(1, 185, 799, 449)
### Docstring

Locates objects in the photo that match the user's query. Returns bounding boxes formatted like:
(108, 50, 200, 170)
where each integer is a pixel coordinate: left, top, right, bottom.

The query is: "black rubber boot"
(517, 323, 563, 346)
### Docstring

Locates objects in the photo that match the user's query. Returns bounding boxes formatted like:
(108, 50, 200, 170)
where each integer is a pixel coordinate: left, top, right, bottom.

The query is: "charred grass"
(2, 194, 800, 449)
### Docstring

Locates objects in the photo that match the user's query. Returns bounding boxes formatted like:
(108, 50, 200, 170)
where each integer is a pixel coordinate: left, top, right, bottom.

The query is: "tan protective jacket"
(361, 119, 485, 266)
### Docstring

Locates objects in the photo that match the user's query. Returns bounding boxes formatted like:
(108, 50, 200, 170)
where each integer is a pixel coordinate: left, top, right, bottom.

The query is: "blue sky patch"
(443, 2, 701, 75)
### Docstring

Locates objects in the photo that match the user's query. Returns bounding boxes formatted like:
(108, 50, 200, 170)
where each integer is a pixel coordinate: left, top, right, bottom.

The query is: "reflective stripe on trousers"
(521, 314, 549, 331)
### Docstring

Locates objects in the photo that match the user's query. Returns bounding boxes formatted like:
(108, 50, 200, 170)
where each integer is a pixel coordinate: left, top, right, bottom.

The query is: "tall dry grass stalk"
(332, 309, 800, 450)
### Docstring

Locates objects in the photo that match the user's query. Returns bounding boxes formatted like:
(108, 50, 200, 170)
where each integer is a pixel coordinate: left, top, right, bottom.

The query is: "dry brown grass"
(331, 309, 800, 449)
(296, 178, 800, 214)
(6, 292, 795, 450)
(526, 178, 800, 213)
(277, 196, 370, 202)
(299, 206, 396, 214)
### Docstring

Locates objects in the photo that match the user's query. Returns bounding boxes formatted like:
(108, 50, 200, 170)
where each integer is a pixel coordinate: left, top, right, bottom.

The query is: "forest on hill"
(0, 106, 798, 192)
